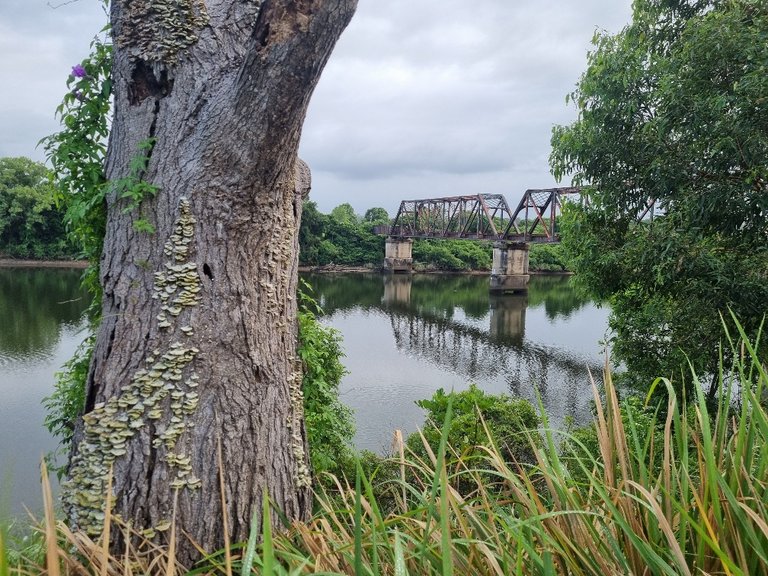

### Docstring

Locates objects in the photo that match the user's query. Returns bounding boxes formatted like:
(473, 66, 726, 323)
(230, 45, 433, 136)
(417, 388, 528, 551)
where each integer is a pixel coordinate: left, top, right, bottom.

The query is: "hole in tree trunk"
(128, 59, 174, 105)
(203, 263, 213, 281)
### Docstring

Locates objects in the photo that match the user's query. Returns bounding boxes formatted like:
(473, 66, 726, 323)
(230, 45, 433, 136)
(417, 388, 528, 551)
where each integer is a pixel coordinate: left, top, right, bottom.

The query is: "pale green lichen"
(153, 200, 201, 324)
(63, 198, 203, 536)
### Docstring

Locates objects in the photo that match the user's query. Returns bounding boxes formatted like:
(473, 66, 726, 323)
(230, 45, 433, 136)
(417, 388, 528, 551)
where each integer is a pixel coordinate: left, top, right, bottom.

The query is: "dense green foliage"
(550, 0, 768, 390)
(407, 384, 540, 467)
(38, 22, 113, 475)
(411, 239, 492, 271)
(352, 385, 541, 512)
(43, 336, 94, 475)
(40, 24, 111, 300)
(299, 201, 386, 267)
(297, 286, 355, 478)
(528, 242, 567, 272)
(0, 158, 74, 259)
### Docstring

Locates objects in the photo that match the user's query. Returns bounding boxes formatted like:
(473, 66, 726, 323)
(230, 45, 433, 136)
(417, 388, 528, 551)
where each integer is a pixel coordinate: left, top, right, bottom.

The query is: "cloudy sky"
(0, 0, 632, 215)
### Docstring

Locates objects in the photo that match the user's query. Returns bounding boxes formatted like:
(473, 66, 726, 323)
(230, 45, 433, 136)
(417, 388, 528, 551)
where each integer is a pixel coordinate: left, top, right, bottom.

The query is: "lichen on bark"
(63, 198, 204, 536)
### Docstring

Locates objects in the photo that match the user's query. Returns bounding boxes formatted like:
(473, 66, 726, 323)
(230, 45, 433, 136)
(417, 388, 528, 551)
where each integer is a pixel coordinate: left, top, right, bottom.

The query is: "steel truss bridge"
(376, 187, 580, 243)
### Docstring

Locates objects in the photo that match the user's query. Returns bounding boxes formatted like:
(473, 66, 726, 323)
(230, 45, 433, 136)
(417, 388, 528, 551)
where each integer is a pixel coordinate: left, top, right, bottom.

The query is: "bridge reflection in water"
(302, 272, 609, 453)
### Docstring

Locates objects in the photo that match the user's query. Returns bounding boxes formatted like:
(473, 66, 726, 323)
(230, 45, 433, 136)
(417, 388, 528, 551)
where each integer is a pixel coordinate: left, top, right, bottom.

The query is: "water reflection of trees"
(302, 272, 591, 321)
(307, 273, 384, 314)
(0, 268, 89, 358)
(302, 272, 603, 424)
(526, 275, 591, 320)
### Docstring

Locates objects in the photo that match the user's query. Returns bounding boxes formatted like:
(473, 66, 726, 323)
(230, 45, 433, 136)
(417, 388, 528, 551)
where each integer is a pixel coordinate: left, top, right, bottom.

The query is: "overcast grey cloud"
(0, 0, 632, 215)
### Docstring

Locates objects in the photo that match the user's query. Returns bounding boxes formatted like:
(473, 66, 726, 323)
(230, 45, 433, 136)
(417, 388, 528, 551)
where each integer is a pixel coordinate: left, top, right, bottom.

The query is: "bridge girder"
(377, 188, 580, 243)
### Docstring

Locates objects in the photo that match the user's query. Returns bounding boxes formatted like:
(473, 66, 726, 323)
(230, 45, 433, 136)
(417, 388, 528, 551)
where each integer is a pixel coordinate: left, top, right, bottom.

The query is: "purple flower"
(71, 64, 87, 78)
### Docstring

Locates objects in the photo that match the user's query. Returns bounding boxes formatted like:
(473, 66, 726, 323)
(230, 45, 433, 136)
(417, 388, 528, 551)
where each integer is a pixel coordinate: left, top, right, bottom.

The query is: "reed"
(5, 322, 767, 575)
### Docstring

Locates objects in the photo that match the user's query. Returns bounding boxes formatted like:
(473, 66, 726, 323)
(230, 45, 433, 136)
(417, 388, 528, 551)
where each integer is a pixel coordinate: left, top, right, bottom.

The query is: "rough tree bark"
(63, 0, 357, 564)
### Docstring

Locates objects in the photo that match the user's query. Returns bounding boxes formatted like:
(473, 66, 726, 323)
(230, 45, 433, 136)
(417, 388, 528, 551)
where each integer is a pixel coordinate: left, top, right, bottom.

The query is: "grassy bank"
(3, 324, 767, 575)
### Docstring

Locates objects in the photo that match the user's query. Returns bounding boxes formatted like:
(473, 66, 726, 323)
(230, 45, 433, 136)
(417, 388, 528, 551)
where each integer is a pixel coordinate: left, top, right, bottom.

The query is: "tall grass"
(4, 325, 767, 575)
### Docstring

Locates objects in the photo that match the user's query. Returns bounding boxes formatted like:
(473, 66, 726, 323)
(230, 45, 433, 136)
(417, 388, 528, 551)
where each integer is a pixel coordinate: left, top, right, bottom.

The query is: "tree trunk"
(63, 0, 356, 564)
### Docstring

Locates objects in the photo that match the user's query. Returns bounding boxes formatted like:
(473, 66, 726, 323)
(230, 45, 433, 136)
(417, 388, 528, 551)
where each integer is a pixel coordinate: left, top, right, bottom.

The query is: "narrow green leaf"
(370, 514, 379, 576)
(438, 454, 453, 576)
(431, 396, 454, 576)
(543, 551, 556, 576)
(354, 458, 364, 576)
(240, 502, 261, 576)
(262, 487, 274, 576)
(394, 531, 408, 576)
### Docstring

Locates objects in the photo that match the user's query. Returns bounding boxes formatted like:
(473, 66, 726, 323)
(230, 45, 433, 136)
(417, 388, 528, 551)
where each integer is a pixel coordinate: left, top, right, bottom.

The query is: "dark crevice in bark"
(128, 59, 174, 106)
(143, 431, 156, 526)
(135, 98, 162, 183)
(105, 313, 117, 361)
(203, 263, 214, 280)
(147, 99, 161, 143)
(83, 364, 99, 414)
(254, 7, 271, 49)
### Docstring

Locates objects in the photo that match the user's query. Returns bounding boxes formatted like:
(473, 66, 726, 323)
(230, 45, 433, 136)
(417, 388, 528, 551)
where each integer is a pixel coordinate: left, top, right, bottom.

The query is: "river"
(303, 272, 609, 453)
(0, 267, 89, 517)
(0, 268, 608, 516)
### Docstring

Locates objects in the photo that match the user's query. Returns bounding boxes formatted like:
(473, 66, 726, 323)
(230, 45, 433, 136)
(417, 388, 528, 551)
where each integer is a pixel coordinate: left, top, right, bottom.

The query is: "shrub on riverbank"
(412, 239, 493, 271)
(6, 322, 767, 575)
(406, 383, 540, 468)
(298, 286, 355, 478)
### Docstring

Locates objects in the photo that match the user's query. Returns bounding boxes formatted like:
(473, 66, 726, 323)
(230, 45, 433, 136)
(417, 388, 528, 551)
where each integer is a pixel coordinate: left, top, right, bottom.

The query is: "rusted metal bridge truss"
(378, 187, 580, 243)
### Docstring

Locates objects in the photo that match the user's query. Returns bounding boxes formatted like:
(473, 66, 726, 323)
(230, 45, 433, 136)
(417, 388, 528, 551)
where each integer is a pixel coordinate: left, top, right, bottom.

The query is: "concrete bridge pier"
(384, 237, 413, 273)
(490, 242, 529, 293)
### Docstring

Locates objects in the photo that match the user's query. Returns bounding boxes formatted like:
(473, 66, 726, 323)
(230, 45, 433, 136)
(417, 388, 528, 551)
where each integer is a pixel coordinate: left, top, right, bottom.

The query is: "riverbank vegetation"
(299, 200, 568, 272)
(3, 321, 767, 575)
(0, 169, 569, 273)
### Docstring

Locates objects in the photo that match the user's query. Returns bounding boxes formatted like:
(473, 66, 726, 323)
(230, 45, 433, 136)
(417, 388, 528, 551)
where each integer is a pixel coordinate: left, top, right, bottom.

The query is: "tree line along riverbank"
(1, 158, 568, 273)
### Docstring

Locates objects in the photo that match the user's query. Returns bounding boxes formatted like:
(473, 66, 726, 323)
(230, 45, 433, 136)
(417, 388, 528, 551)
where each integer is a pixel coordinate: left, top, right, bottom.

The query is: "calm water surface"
(303, 273, 610, 453)
(0, 269, 608, 515)
(0, 268, 89, 517)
